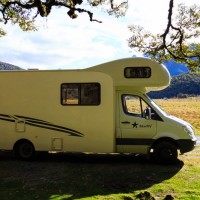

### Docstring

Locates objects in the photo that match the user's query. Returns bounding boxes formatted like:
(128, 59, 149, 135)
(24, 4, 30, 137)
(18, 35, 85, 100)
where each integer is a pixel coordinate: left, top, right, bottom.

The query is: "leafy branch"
(0, 0, 128, 33)
(128, 0, 200, 72)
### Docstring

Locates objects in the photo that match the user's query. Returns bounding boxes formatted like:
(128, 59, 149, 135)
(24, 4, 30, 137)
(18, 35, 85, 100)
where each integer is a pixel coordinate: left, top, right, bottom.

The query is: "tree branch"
(1, 0, 103, 21)
(160, 0, 188, 61)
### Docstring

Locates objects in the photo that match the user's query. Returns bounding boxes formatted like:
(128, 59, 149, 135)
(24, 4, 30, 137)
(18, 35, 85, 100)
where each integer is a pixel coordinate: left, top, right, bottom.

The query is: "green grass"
(0, 146, 200, 200)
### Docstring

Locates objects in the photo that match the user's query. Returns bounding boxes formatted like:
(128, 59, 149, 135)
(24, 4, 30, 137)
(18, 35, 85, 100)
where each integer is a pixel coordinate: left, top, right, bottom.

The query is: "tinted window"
(124, 67, 151, 78)
(61, 83, 100, 105)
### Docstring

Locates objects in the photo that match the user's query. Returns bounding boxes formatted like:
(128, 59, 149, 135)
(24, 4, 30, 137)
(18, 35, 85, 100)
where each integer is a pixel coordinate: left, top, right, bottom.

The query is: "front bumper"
(177, 139, 197, 154)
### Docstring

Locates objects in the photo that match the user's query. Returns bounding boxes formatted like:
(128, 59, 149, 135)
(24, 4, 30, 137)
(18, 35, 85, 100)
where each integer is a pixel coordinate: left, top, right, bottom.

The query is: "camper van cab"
(0, 58, 197, 163)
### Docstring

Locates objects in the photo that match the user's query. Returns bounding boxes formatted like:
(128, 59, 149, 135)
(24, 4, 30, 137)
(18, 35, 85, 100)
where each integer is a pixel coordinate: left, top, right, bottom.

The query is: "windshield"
(144, 94, 169, 116)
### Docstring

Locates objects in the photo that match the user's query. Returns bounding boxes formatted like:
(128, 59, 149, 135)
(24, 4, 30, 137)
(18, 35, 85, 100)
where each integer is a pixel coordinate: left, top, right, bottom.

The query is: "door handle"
(121, 121, 130, 124)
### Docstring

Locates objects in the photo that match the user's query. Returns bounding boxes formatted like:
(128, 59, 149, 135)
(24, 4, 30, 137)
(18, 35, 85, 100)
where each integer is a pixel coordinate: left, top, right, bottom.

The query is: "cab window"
(122, 94, 162, 121)
(122, 95, 148, 118)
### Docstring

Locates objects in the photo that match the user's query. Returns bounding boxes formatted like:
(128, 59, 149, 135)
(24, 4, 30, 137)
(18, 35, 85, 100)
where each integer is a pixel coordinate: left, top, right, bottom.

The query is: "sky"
(0, 0, 199, 70)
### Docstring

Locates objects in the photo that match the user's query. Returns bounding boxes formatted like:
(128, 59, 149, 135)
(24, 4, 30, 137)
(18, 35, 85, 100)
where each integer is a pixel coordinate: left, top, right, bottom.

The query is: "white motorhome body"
(0, 58, 196, 163)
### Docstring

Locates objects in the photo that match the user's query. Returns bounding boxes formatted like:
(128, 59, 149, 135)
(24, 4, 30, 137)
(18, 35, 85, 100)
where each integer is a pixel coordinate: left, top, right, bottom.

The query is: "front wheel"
(151, 142, 178, 164)
(15, 141, 35, 160)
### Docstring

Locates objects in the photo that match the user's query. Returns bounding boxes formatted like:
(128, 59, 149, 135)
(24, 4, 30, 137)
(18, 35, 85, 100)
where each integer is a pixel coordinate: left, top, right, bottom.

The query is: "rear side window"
(61, 83, 100, 105)
(124, 67, 151, 78)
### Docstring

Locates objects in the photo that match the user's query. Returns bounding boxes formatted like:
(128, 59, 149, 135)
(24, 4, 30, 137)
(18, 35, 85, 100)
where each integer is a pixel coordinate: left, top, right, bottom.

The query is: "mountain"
(0, 61, 23, 70)
(163, 60, 189, 76)
(148, 72, 200, 99)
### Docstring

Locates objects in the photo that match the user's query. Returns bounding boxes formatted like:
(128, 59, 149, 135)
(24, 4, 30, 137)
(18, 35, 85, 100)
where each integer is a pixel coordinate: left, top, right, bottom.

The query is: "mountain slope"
(0, 61, 23, 70)
(149, 73, 200, 98)
(164, 60, 189, 76)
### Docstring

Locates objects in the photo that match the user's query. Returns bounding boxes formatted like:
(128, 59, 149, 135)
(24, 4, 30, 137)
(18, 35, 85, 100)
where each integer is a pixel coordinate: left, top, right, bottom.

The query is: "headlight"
(183, 125, 195, 138)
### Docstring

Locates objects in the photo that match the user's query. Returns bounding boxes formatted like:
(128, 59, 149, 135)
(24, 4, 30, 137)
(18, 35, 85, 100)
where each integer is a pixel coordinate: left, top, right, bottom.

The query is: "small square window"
(124, 67, 151, 78)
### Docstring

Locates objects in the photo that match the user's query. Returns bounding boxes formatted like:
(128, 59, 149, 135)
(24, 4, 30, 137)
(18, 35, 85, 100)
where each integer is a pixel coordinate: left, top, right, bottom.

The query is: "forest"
(149, 73, 200, 99)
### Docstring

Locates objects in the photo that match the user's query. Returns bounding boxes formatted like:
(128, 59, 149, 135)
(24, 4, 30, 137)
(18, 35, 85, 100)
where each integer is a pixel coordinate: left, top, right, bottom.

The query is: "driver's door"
(116, 93, 157, 154)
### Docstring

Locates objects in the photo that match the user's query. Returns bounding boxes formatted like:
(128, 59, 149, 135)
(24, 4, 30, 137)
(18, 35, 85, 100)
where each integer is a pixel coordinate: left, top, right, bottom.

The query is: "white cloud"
(0, 6, 132, 69)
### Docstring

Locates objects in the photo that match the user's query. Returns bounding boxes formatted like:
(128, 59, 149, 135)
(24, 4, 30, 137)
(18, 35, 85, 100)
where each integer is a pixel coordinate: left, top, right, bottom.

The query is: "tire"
(15, 141, 35, 160)
(151, 142, 178, 164)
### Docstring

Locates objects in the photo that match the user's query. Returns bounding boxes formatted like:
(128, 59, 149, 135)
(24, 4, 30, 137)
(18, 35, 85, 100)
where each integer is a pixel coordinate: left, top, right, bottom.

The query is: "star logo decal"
(132, 122, 138, 128)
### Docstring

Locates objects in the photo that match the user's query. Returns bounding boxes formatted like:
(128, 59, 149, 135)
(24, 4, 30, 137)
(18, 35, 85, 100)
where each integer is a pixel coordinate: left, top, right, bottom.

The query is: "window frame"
(121, 94, 163, 121)
(122, 94, 143, 117)
(124, 66, 151, 78)
(61, 82, 101, 106)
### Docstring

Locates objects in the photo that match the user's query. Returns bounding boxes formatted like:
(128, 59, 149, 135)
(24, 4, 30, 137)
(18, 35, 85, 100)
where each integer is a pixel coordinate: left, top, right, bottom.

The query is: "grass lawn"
(154, 97, 200, 136)
(0, 146, 199, 200)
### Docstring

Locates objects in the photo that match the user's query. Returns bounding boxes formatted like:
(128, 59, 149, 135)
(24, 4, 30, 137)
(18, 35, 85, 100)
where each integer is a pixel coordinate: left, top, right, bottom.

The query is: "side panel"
(0, 71, 115, 153)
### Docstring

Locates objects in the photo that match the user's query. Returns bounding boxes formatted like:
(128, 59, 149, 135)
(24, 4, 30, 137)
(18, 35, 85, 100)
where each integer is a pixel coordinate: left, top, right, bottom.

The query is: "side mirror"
(144, 107, 152, 120)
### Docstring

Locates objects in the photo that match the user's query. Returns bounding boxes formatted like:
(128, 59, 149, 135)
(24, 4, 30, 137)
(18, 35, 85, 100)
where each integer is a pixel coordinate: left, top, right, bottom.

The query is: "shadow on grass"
(0, 151, 184, 200)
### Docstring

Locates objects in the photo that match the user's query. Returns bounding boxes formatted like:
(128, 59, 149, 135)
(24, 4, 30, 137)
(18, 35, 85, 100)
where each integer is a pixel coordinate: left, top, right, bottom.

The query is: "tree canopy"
(0, 0, 200, 71)
(0, 0, 128, 33)
(128, 0, 200, 72)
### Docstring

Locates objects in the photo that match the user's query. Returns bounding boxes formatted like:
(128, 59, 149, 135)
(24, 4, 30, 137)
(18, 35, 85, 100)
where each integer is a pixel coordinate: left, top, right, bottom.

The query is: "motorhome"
(0, 58, 197, 163)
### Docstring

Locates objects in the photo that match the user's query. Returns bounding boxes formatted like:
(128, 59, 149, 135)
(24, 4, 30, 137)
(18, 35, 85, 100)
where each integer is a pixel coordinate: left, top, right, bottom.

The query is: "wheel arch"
(150, 137, 179, 151)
